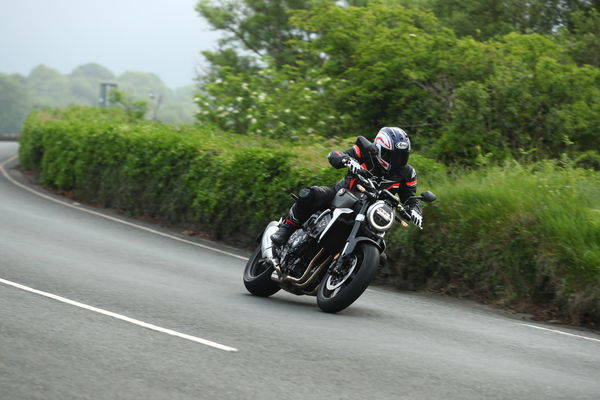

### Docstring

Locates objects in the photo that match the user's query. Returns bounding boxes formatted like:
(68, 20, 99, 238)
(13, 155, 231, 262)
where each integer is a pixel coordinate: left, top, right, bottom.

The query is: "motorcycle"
(243, 160, 436, 313)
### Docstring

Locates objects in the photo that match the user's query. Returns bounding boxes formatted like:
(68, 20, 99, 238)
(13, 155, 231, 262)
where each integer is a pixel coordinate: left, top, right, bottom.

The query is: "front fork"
(332, 203, 384, 274)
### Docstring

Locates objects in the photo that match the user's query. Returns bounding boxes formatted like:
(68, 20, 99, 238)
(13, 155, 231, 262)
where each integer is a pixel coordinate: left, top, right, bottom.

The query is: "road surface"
(1, 142, 599, 399)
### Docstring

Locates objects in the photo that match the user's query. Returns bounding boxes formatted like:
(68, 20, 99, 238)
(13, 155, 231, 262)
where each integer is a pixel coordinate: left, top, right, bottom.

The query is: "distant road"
(0, 133, 19, 141)
(1, 141, 599, 400)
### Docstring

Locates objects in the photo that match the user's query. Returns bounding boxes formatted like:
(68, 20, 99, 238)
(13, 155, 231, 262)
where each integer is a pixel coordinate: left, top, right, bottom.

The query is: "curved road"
(1, 142, 599, 399)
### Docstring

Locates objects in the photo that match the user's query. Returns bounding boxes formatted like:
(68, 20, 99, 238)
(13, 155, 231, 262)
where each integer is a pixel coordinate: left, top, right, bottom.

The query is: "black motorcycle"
(243, 162, 436, 313)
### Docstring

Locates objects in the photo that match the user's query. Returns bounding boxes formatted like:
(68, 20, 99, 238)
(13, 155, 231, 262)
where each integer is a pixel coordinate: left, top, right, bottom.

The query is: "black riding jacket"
(327, 136, 420, 211)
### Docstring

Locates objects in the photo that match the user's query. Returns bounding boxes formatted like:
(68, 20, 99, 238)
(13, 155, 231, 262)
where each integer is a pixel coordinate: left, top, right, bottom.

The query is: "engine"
(280, 228, 316, 278)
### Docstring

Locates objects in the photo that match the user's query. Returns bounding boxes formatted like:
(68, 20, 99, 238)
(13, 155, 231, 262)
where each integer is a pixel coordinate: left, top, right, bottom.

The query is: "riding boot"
(270, 208, 300, 247)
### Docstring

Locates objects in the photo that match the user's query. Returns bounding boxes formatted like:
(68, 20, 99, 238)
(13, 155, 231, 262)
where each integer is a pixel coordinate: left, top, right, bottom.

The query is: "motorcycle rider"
(271, 127, 423, 247)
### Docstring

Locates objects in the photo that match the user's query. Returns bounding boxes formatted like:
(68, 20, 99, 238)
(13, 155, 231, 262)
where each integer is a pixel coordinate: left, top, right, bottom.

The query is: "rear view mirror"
(420, 191, 436, 203)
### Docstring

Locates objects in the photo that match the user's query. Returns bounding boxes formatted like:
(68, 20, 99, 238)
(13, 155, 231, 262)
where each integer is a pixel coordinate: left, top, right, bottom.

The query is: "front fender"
(345, 236, 384, 255)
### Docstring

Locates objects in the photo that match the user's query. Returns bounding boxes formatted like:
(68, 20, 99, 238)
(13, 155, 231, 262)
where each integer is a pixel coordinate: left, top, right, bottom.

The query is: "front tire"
(317, 243, 379, 313)
(243, 246, 281, 297)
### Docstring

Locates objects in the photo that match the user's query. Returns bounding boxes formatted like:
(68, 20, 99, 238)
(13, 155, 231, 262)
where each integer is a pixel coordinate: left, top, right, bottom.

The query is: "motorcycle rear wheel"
(243, 246, 281, 297)
(317, 243, 379, 313)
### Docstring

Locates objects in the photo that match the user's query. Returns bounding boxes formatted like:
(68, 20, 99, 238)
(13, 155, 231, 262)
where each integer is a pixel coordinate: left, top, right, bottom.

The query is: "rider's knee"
(297, 187, 315, 206)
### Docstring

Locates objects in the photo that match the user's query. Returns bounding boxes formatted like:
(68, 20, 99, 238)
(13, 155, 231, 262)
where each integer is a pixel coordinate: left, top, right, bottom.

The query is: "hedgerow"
(18, 107, 344, 242)
(19, 106, 600, 326)
(383, 163, 600, 325)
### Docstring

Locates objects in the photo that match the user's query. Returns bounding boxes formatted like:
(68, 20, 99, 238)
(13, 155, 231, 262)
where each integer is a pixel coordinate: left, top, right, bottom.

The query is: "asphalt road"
(1, 141, 599, 400)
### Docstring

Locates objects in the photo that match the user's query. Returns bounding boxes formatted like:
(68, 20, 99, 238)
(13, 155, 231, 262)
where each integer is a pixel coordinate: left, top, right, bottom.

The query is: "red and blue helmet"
(374, 127, 411, 172)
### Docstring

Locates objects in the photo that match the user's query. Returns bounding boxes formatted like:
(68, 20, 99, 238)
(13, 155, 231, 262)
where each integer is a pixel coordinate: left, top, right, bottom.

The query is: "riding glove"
(409, 208, 423, 229)
(344, 157, 364, 176)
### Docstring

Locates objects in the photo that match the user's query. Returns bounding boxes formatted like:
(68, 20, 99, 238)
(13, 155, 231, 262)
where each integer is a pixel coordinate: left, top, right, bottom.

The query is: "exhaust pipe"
(261, 224, 332, 290)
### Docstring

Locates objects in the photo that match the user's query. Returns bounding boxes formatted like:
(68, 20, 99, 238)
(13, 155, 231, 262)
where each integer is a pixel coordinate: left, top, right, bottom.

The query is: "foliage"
(18, 106, 445, 235)
(195, 61, 351, 138)
(290, 1, 465, 144)
(384, 162, 600, 325)
(108, 89, 149, 121)
(559, 8, 600, 67)
(428, 0, 600, 39)
(196, 0, 317, 67)
(195, 0, 600, 167)
(0, 74, 32, 133)
(26, 65, 72, 109)
(0, 63, 199, 133)
(194, 0, 343, 138)
(435, 33, 600, 165)
(574, 150, 600, 170)
(18, 106, 345, 240)
(68, 63, 117, 105)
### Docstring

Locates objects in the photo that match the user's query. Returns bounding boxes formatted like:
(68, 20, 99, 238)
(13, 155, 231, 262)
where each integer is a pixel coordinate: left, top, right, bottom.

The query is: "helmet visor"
(381, 148, 409, 168)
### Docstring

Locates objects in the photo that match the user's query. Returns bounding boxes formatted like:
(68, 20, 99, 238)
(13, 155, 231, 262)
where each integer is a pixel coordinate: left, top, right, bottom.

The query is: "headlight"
(366, 201, 395, 231)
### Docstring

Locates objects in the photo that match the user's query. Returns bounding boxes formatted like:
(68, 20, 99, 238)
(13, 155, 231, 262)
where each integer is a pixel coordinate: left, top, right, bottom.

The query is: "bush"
(18, 107, 346, 243)
(383, 162, 600, 325)
(574, 150, 600, 171)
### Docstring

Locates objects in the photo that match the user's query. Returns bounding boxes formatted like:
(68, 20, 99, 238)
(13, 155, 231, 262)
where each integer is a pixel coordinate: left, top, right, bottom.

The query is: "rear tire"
(317, 243, 379, 313)
(243, 246, 281, 297)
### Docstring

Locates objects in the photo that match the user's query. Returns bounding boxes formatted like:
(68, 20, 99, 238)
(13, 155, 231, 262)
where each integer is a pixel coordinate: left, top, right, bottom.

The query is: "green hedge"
(19, 106, 600, 326)
(18, 107, 344, 243)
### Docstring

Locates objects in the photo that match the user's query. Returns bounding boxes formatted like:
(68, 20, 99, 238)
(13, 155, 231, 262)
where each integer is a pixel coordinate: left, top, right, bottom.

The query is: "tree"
(116, 71, 168, 99)
(193, 0, 600, 164)
(435, 33, 600, 164)
(559, 8, 600, 66)
(70, 63, 115, 81)
(291, 1, 473, 145)
(158, 85, 197, 124)
(108, 89, 149, 121)
(0, 74, 32, 133)
(196, 0, 318, 69)
(429, 0, 600, 39)
(195, 0, 352, 137)
(26, 65, 71, 108)
(67, 63, 116, 105)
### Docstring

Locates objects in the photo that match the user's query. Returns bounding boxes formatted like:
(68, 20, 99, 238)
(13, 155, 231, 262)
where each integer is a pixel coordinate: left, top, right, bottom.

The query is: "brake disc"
(325, 256, 358, 291)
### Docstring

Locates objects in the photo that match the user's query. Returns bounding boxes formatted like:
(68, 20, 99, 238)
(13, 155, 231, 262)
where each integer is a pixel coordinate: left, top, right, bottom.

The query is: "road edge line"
(0, 155, 249, 261)
(518, 323, 600, 343)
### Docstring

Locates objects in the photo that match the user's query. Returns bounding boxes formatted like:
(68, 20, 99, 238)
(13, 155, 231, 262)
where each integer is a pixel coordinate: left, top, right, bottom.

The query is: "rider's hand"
(409, 208, 423, 229)
(344, 157, 365, 176)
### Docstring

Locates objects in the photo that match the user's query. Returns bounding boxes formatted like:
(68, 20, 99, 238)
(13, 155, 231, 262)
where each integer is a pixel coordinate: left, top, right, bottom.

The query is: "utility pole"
(99, 83, 118, 107)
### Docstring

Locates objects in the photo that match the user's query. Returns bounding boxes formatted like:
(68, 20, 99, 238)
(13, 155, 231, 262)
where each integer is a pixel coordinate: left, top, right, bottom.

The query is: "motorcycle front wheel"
(317, 243, 379, 313)
(243, 246, 281, 297)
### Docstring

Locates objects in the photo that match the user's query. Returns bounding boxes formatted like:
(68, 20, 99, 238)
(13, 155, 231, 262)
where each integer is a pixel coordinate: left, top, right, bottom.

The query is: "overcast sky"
(0, 0, 222, 88)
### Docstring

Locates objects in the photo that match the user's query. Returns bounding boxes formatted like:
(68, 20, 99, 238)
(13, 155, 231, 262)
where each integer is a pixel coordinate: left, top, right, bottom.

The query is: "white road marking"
(0, 277, 238, 352)
(518, 323, 600, 343)
(1, 154, 240, 352)
(0, 155, 249, 261)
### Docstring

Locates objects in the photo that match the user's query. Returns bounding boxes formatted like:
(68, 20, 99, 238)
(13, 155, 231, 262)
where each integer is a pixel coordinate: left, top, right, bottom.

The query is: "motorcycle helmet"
(374, 127, 411, 172)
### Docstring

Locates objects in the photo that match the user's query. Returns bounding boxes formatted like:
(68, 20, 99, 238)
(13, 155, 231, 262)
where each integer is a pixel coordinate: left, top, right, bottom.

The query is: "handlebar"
(343, 158, 434, 230)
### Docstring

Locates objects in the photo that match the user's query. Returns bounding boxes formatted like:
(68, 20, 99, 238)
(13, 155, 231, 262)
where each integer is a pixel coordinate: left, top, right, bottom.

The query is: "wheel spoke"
(325, 255, 359, 292)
